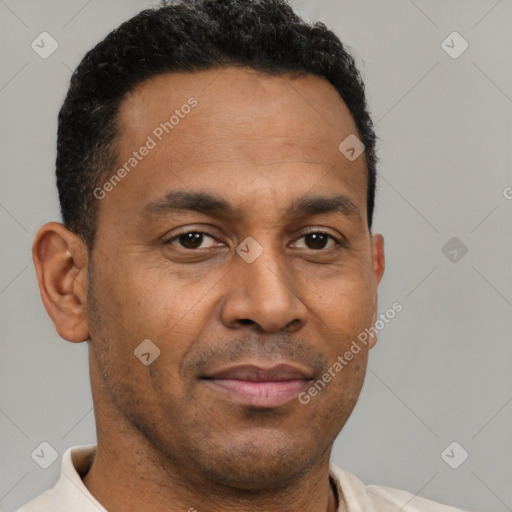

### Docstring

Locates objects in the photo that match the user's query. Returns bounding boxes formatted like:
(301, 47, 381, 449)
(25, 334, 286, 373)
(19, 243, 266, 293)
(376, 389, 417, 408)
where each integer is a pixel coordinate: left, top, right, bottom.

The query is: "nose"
(220, 246, 308, 333)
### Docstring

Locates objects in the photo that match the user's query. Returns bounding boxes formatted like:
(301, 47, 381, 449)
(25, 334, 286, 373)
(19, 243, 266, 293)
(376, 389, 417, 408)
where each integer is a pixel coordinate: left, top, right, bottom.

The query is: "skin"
(33, 67, 385, 512)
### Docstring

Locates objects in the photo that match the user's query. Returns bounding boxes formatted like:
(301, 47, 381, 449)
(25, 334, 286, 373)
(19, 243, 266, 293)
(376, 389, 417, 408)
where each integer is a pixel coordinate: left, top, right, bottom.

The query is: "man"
(21, 0, 467, 510)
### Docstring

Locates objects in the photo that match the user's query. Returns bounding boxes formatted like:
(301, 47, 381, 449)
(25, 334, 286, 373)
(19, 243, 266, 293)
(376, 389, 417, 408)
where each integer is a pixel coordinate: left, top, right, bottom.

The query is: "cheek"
(94, 256, 192, 335)
(301, 349, 368, 445)
(310, 267, 375, 336)
(88, 265, 191, 416)
(92, 260, 222, 387)
(303, 264, 375, 394)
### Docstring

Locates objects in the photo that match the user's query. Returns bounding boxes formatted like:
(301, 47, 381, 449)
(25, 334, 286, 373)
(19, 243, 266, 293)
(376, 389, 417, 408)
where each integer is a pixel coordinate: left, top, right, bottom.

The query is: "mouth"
(200, 363, 313, 409)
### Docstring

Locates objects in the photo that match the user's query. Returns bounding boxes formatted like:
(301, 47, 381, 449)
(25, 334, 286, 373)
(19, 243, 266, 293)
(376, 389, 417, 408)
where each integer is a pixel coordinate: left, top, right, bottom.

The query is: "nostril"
(238, 319, 255, 325)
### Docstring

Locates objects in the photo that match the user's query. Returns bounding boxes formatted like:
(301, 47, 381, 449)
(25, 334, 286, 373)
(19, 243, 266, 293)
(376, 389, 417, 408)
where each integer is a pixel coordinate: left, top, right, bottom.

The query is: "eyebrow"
(141, 190, 361, 221)
(291, 194, 361, 221)
(142, 190, 236, 217)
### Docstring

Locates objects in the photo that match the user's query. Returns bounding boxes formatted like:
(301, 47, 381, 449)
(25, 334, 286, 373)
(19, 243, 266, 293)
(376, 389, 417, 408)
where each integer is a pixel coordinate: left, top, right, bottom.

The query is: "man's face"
(87, 67, 384, 489)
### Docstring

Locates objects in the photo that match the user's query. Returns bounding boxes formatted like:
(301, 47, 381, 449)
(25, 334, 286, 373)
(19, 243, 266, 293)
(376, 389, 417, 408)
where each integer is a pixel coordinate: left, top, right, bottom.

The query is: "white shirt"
(17, 445, 468, 511)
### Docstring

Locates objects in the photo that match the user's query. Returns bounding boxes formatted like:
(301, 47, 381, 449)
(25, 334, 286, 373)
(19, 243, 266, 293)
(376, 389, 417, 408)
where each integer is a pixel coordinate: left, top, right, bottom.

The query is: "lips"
(201, 363, 313, 408)
(206, 364, 311, 381)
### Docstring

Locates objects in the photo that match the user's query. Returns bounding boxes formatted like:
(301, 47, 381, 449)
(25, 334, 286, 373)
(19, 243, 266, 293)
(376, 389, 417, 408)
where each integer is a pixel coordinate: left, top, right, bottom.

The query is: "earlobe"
(32, 222, 90, 343)
(371, 233, 385, 287)
(368, 233, 385, 349)
(368, 300, 379, 349)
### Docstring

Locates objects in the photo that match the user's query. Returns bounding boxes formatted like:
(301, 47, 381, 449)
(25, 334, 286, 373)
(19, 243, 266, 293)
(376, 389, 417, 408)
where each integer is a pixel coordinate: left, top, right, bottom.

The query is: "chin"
(188, 428, 322, 491)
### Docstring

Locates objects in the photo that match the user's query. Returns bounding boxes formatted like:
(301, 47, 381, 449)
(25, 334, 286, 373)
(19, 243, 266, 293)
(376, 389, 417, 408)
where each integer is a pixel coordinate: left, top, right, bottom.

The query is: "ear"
(32, 222, 90, 343)
(368, 233, 385, 349)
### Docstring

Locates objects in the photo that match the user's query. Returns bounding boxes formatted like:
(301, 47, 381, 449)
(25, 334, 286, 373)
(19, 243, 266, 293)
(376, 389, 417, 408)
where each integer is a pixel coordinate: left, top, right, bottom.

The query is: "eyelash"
(164, 230, 343, 251)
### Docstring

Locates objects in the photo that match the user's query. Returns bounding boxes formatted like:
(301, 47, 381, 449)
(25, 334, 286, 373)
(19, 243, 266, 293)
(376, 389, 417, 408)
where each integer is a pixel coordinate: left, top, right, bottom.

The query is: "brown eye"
(292, 231, 339, 250)
(305, 232, 329, 249)
(167, 232, 218, 249)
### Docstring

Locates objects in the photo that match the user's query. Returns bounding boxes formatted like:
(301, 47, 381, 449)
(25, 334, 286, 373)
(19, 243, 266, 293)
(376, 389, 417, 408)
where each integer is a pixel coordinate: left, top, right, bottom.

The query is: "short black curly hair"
(57, 0, 377, 249)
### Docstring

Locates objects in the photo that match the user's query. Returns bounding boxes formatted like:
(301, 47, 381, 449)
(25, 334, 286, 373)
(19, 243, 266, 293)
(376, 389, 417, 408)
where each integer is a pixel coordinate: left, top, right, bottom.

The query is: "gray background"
(1, 0, 511, 511)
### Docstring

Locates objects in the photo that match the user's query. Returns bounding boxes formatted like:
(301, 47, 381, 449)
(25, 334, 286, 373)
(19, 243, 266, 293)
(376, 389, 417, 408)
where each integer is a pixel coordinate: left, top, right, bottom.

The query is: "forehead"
(118, 67, 360, 155)
(103, 67, 367, 224)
